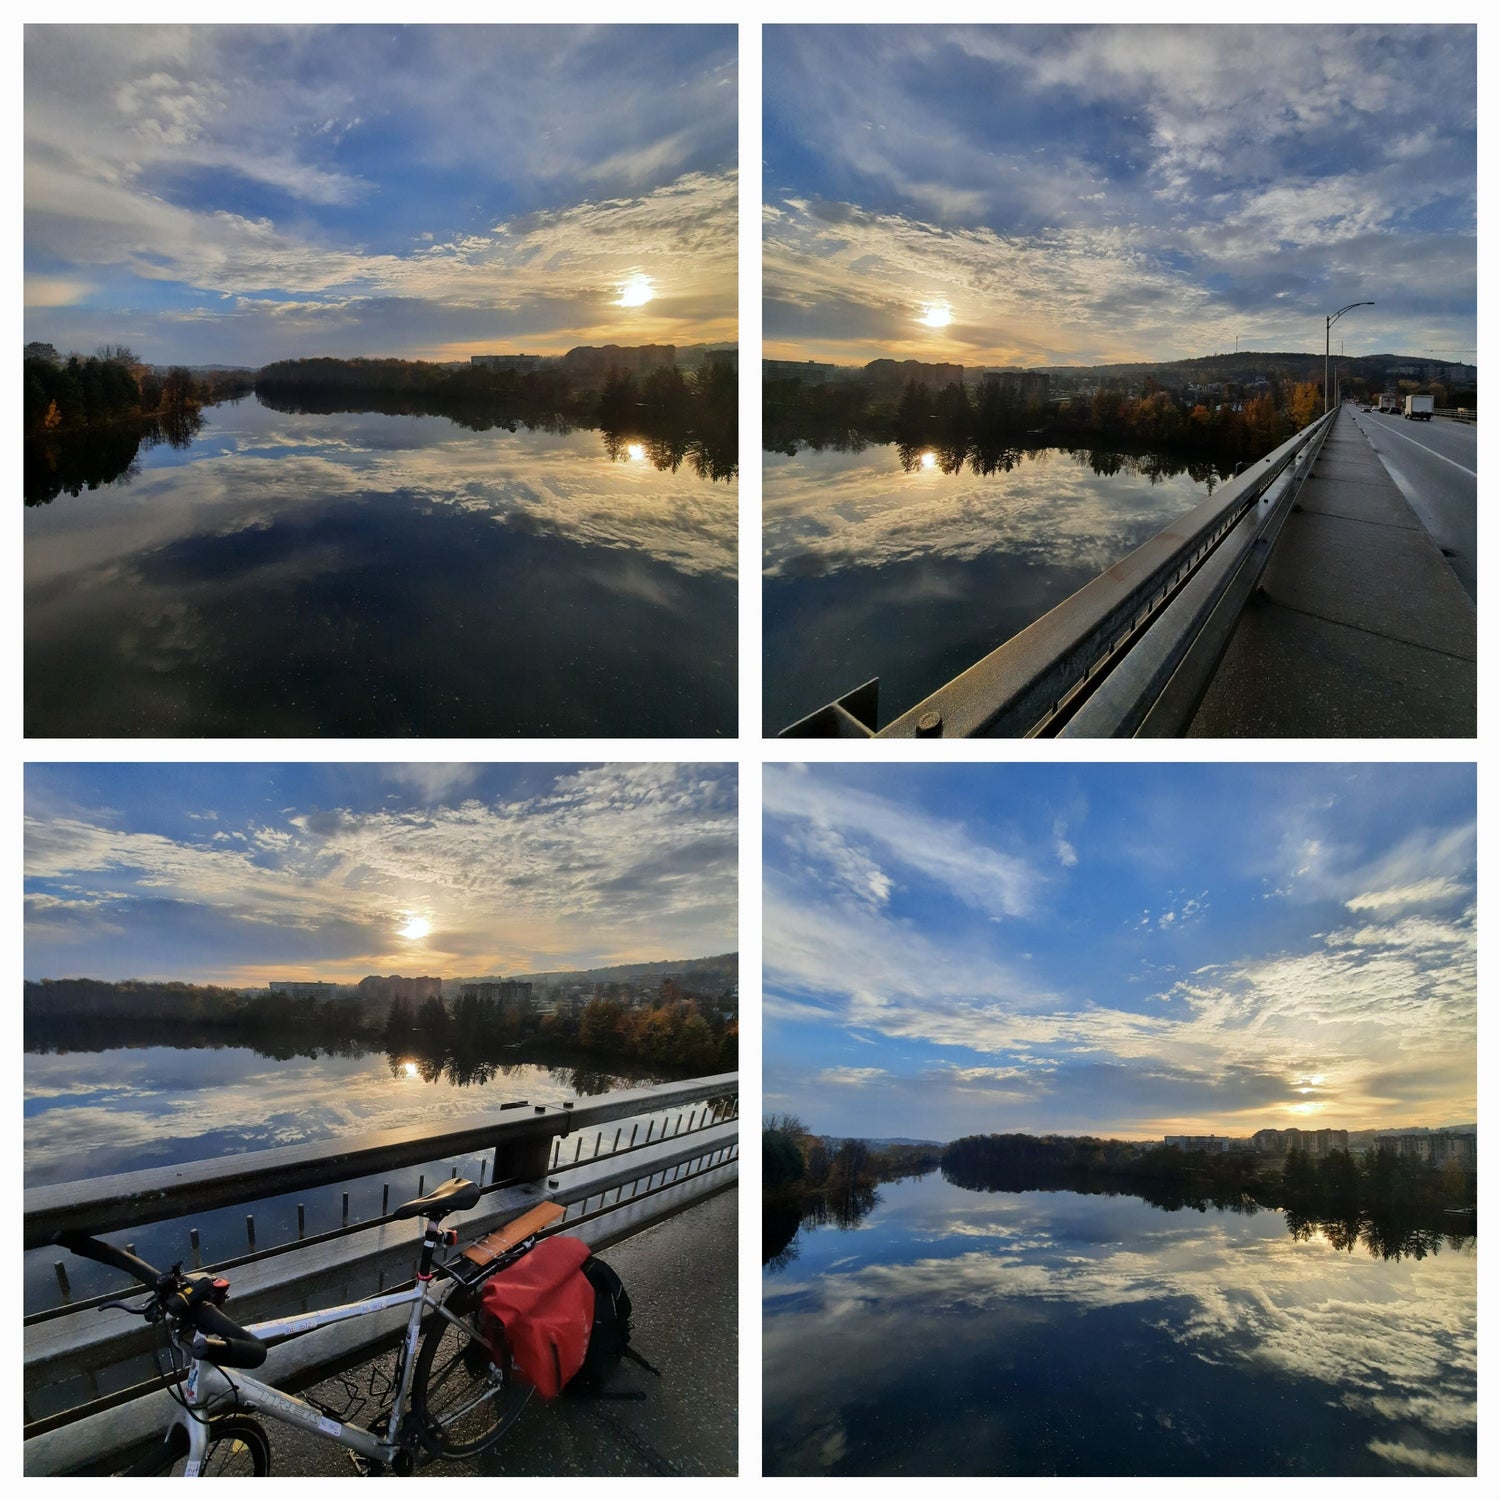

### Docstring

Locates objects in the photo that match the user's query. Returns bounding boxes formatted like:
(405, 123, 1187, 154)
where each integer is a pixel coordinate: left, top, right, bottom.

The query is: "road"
(1348, 408, 1477, 602)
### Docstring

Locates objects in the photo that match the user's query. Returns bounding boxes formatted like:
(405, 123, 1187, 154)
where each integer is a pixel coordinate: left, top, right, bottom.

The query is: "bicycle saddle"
(393, 1177, 482, 1220)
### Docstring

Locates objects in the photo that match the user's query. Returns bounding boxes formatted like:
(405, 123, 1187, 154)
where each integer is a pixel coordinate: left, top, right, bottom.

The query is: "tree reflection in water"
(767, 1166, 1476, 1267)
(24, 408, 205, 505)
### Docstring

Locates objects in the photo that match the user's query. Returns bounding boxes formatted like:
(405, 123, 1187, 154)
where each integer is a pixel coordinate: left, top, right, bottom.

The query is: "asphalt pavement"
(1190, 405, 1475, 737)
(1348, 408, 1477, 601)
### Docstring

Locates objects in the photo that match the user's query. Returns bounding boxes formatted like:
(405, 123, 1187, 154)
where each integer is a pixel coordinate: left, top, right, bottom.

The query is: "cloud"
(763, 25, 1474, 364)
(25, 26, 738, 361)
(25, 764, 738, 980)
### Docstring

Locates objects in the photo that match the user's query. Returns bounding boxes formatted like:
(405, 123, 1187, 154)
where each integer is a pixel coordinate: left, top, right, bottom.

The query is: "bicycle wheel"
(411, 1307, 531, 1458)
(153, 1417, 270, 1476)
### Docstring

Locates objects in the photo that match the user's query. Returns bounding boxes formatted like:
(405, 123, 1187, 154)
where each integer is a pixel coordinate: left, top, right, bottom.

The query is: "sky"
(24, 24, 737, 366)
(764, 24, 1477, 367)
(763, 763, 1476, 1142)
(24, 763, 738, 985)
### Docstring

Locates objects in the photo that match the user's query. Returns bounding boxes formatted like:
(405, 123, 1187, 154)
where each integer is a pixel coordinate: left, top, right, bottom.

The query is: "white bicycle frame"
(165, 1225, 496, 1475)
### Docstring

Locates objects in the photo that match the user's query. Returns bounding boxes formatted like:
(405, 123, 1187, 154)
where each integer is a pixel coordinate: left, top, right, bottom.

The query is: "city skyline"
(763, 763, 1476, 1142)
(764, 25, 1476, 367)
(25, 763, 738, 985)
(25, 24, 737, 366)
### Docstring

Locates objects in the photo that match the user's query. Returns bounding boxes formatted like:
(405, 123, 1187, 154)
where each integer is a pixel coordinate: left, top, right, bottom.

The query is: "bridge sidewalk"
(272, 1185, 738, 1477)
(1188, 407, 1475, 737)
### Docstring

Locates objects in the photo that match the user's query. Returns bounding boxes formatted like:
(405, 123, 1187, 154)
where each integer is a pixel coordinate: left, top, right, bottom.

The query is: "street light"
(1326, 301, 1374, 415)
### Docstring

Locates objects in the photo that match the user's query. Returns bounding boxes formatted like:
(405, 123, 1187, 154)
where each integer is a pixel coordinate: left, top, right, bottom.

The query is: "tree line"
(382, 987, 737, 1081)
(763, 1125, 1476, 1266)
(765, 371, 1327, 472)
(257, 356, 738, 480)
(23, 977, 369, 1049)
(24, 345, 251, 436)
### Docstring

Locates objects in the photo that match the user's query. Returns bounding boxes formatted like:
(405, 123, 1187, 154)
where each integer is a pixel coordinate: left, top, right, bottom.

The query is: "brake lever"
(99, 1295, 158, 1316)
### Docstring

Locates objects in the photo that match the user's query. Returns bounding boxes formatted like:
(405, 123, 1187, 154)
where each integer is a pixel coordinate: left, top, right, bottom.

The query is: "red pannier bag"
(478, 1235, 595, 1399)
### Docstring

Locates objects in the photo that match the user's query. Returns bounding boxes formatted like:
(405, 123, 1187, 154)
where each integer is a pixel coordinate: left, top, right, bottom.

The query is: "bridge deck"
(1188, 408, 1475, 737)
(270, 1186, 737, 1476)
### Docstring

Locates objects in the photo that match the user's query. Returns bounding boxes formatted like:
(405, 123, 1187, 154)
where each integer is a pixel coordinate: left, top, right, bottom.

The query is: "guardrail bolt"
(189, 1228, 202, 1267)
(342, 1192, 350, 1227)
(916, 709, 943, 737)
(245, 1215, 256, 1250)
(53, 1261, 71, 1301)
(297, 1204, 306, 1239)
(381, 1184, 389, 1216)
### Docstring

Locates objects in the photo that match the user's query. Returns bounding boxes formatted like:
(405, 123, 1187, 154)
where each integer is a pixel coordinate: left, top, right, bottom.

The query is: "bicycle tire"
(411, 1307, 530, 1458)
(126, 1416, 270, 1476)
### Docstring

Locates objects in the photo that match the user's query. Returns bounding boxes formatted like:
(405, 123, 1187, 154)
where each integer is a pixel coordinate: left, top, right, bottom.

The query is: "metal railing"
(24, 1073, 738, 1471)
(781, 409, 1338, 738)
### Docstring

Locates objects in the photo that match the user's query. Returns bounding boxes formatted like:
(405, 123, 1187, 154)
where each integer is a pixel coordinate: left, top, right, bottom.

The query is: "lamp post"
(1326, 301, 1374, 414)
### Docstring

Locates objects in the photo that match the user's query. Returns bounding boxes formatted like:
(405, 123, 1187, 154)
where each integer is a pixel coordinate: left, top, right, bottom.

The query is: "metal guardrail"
(781, 409, 1338, 738)
(24, 1073, 738, 1470)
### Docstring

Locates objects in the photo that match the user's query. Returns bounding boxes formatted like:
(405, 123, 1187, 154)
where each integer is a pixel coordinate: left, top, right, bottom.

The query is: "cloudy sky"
(25, 25, 737, 365)
(25, 763, 738, 984)
(764, 25, 1476, 367)
(764, 763, 1475, 1141)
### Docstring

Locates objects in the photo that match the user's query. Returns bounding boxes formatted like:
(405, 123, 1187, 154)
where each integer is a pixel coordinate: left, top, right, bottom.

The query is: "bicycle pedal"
(346, 1453, 385, 1477)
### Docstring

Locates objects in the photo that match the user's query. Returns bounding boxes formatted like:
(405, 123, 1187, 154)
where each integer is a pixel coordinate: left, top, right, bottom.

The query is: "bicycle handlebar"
(53, 1230, 167, 1292)
(189, 1300, 268, 1369)
(52, 1230, 268, 1369)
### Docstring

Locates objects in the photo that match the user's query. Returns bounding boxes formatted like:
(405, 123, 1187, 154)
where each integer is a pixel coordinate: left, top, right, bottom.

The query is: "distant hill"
(448, 952, 737, 993)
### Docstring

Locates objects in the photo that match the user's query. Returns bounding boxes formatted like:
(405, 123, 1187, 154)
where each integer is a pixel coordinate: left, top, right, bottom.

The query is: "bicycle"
(54, 1177, 565, 1476)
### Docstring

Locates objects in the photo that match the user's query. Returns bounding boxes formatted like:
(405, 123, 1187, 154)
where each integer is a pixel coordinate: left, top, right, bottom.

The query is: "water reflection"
(26, 395, 737, 736)
(23, 1040, 662, 1188)
(763, 1173, 1476, 1476)
(24, 408, 205, 506)
(763, 442, 1219, 731)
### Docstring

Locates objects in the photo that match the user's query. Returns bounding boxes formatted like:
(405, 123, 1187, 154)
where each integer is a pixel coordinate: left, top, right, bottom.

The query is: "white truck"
(1403, 394, 1434, 421)
(1378, 393, 1401, 414)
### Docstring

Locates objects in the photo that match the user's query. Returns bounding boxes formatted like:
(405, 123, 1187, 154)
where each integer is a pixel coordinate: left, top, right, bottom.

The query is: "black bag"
(568, 1256, 635, 1391)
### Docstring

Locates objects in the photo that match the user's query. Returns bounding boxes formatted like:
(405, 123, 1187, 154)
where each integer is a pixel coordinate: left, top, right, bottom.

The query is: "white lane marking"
(1360, 417, 1477, 478)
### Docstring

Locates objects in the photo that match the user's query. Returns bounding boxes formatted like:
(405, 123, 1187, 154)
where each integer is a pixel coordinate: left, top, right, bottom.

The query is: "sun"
(918, 302, 953, 329)
(626, 442, 646, 461)
(398, 914, 432, 941)
(616, 274, 655, 308)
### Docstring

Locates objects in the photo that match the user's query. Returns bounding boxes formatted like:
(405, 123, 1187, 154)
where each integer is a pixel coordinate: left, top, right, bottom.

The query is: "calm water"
(26, 396, 737, 736)
(24, 1042, 654, 1314)
(763, 443, 1225, 732)
(763, 1172, 1477, 1476)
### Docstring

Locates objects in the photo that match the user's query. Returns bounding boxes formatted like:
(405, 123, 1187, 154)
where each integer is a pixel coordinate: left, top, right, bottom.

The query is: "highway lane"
(1348, 407, 1477, 602)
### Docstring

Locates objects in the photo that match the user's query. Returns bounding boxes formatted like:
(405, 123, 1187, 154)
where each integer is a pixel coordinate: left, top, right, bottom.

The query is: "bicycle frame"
(165, 1233, 483, 1474)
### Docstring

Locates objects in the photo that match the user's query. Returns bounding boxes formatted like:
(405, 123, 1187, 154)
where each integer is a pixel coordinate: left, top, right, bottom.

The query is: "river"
(762, 441, 1230, 732)
(23, 1040, 664, 1315)
(763, 1171, 1477, 1476)
(25, 395, 737, 736)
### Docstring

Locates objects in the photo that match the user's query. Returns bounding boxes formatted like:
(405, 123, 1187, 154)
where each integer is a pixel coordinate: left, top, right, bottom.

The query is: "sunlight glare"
(918, 302, 953, 329)
(402, 1060, 419, 1078)
(920, 451, 938, 470)
(398, 914, 432, 941)
(617, 274, 655, 307)
(626, 442, 646, 461)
